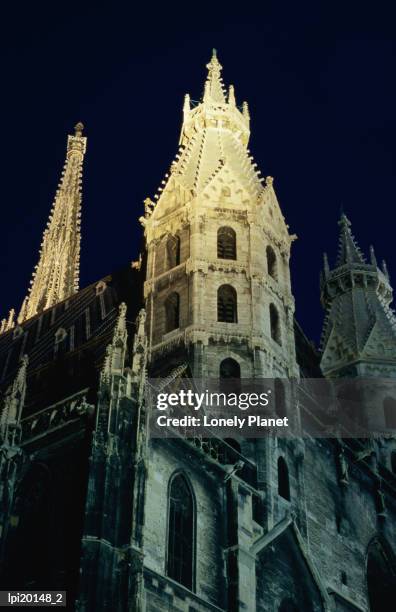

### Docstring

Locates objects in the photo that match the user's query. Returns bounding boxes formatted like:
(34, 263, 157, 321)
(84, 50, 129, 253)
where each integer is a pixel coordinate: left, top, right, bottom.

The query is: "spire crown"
(67, 121, 87, 157)
(204, 49, 226, 104)
(179, 50, 250, 150)
(74, 121, 84, 136)
(336, 213, 366, 266)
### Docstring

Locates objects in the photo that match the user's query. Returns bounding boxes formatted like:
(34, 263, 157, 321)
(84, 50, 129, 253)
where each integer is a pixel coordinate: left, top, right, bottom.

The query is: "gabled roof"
(251, 515, 331, 611)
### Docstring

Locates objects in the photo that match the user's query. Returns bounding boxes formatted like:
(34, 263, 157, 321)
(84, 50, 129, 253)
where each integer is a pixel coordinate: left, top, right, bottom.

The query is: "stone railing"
(21, 389, 93, 446)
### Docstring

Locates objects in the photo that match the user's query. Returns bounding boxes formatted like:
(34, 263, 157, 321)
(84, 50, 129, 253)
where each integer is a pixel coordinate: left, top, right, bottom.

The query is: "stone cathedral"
(0, 52, 395, 611)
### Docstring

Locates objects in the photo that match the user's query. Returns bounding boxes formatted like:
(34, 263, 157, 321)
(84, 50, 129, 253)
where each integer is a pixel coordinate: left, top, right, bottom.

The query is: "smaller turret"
(320, 213, 396, 377)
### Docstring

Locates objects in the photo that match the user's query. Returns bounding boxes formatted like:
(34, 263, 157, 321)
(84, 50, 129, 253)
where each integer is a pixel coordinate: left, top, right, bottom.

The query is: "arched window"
(220, 358, 241, 379)
(220, 358, 241, 393)
(167, 235, 181, 270)
(278, 457, 290, 501)
(165, 292, 180, 333)
(270, 303, 281, 345)
(384, 397, 396, 429)
(275, 379, 287, 418)
(367, 538, 396, 611)
(167, 474, 194, 589)
(266, 245, 277, 279)
(217, 227, 236, 260)
(218, 285, 237, 323)
(391, 451, 396, 474)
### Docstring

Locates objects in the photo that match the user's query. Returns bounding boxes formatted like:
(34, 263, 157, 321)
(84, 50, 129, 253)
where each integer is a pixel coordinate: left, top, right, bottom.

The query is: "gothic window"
(270, 303, 281, 345)
(218, 285, 237, 323)
(341, 571, 348, 585)
(275, 379, 287, 417)
(167, 473, 194, 590)
(166, 235, 181, 270)
(278, 457, 290, 501)
(391, 451, 396, 474)
(217, 227, 236, 260)
(367, 538, 396, 611)
(165, 292, 180, 333)
(266, 245, 277, 279)
(383, 397, 396, 429)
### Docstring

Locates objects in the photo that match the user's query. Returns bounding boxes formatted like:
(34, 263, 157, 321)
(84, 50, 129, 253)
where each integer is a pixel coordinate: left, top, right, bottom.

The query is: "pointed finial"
(369, 245, 377, 267)
(336, 213, 365, 266)
(207, 48, 222, 71)
(228, 85, 236, 106)
(6, 309, 15, 331)
(338, 211, 351, 228)
(74, 122, 84, 137)
(382, 259, 390, 280)
(203, 80, 210, 101)
(323, 252, 330, 278)
(183, 93, 191, 115)
(204, 49, 225, 103)
(242, 101, 250, 120)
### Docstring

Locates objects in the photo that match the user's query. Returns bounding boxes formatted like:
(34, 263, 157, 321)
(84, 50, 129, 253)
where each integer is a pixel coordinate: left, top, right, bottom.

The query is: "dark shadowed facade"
(0, 53, 395, 611)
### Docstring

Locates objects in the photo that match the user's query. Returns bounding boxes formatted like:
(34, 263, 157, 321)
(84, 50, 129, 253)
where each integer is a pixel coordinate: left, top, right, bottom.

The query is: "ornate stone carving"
(14, 124, 87, 326)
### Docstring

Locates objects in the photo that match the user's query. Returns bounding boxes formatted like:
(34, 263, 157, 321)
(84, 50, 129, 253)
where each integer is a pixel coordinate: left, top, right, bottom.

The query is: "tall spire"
(204, 49, 226, 104)
(17, 123, 87, 324)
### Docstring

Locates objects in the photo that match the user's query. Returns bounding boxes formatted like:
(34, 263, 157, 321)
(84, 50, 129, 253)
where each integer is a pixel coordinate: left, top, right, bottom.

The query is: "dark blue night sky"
(1, 1, 396, 344)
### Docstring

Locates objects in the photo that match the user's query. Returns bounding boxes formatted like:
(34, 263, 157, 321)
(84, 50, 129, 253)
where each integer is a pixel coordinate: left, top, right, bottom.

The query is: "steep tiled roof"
(0, 265, 144, 417)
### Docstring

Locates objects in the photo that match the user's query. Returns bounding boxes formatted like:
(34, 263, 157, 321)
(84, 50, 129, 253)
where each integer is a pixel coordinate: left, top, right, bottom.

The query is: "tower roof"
(152, 50, 263, 202)
(17, 123, 87, 324)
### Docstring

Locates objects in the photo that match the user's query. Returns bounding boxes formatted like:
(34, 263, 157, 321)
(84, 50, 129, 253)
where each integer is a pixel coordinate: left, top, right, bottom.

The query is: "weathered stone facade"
(0, 51, 395, 612)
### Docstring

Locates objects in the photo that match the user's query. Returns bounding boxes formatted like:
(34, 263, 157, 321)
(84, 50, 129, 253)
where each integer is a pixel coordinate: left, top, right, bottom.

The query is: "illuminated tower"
(16, 123, 87, 325)
(142, 50, 298, 379)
